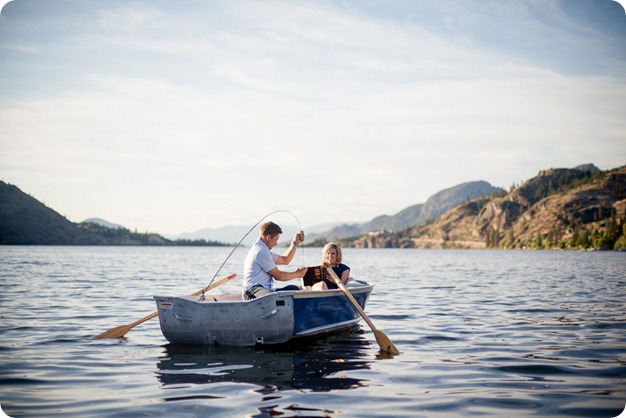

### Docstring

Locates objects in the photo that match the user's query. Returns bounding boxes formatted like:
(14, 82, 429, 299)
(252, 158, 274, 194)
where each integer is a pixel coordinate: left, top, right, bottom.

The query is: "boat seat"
(181, 292, 242, 302)
(346, 278, 367, 287)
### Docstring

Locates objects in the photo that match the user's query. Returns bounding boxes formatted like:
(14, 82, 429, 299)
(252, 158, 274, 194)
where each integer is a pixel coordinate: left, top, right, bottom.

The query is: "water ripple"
(1, 247, 625, 417)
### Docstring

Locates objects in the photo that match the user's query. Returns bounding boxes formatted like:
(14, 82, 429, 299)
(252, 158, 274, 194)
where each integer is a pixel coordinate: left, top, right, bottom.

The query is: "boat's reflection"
(155, 327, 372, 392)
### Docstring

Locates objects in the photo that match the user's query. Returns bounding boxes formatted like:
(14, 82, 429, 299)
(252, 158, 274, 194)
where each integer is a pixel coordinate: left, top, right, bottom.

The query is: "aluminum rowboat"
(154, 280, 373, 346)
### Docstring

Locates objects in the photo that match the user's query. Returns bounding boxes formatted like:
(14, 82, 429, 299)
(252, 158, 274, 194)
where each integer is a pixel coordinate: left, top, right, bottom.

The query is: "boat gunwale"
(154, 281, 374, 305)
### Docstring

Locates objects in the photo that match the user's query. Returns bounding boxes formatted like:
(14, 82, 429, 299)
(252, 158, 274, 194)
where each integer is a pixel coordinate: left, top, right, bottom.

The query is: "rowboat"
(153, 279, 373, 346)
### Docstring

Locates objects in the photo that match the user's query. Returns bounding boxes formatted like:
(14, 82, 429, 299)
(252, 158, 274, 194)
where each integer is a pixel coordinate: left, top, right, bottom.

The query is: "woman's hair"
(260, 221, 282, 237)
(321, 242, 342, 264)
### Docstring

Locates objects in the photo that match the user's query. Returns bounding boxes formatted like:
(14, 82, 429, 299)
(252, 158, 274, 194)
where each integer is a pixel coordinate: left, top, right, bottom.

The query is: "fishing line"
(202, 210, 304, 299)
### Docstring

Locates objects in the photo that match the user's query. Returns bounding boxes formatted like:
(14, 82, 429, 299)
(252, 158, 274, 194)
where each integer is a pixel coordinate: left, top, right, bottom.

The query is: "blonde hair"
(321, 242, 342, 264)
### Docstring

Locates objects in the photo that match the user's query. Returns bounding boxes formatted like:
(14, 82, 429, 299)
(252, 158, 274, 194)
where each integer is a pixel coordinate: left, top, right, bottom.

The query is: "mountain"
(309, 180, 504, 243)
(346, 164, 626, 250)
(0, 181, 226, 246)
(83, 217, 125, 229)
(0, 181, 98, 245)
(177, 225, 254, 245)
(5, 162, 623, 250)
(178, 222, 342, 246)
(422, 181, 504, 222)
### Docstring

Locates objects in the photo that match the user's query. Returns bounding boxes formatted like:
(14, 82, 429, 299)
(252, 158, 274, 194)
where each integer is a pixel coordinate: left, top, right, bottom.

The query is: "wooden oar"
(94, 273, 237, 339)
(326, 267, 399, 355)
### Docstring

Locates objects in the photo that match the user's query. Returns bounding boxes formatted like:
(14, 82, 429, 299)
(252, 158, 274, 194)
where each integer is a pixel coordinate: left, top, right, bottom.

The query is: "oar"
(326, 267, 399, 355)
(94, 273, 237, 339)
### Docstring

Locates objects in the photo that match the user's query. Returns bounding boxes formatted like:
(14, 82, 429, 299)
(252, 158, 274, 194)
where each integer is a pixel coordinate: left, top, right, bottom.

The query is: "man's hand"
(293, 230, 305, 246)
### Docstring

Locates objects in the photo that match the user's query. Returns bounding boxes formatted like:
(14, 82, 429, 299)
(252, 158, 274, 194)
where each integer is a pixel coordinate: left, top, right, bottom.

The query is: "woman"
(312, 242, 350, 290)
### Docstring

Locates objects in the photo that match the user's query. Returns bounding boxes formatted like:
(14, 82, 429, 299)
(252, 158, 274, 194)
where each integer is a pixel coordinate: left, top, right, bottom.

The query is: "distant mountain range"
(306, 180, 503, 244)
(174, 181, 503, 245)
(2, 163, 624, 250)
(83, 218, 125, 230)
(343, 164, 626, 250)
(0, 179, 500, 246)
(176, 222, 342, 246)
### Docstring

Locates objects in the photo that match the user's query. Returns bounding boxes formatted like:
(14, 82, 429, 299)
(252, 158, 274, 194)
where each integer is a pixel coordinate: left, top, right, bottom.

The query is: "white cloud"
(1, 1, 625, 234)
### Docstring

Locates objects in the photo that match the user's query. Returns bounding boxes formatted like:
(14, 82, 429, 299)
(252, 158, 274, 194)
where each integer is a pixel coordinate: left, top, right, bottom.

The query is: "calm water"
(0, 246, 625, 417)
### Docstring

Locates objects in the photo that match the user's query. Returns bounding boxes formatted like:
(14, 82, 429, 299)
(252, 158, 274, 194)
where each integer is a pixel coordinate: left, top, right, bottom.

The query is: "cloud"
(1, 0, 625, 234)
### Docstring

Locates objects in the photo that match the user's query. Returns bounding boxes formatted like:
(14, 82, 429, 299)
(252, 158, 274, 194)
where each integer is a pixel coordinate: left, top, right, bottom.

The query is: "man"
(242, 221, 307, 300)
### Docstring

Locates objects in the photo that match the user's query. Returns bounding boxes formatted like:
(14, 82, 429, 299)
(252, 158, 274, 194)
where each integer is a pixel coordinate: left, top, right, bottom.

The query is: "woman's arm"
(340, 268, 350, 284)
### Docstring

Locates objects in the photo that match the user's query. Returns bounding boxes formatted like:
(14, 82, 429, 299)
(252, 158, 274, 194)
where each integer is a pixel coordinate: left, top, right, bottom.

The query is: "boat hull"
(154, 282, 373, 346)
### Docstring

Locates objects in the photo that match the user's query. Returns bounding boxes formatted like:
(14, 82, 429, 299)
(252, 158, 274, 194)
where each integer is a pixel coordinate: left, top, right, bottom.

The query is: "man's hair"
(260, 221, 282, 237)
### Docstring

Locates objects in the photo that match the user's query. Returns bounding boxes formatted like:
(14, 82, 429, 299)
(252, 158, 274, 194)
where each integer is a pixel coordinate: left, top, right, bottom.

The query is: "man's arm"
(275, 230, 305, 265)
(268, 266, 307, 281)
(276, 241, 298, 265)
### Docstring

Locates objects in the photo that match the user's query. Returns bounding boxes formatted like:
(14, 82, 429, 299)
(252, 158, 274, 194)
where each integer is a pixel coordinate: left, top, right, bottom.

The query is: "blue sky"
(1, 0, 625, 236)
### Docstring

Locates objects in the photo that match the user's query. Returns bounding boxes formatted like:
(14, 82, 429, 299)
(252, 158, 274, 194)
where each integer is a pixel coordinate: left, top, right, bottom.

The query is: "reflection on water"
(156, 328, 372, 397)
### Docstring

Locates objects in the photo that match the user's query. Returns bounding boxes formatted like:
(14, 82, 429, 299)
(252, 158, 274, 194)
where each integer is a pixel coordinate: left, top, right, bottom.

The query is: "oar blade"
(94, 324, 132, 339)
(373, 329, 400, 355)
(95, 311, 158, 339)
(325, 267, 400, 355)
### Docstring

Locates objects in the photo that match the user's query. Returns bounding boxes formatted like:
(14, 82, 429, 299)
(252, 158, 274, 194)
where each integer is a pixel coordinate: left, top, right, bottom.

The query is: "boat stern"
(154, 292, 296, 346)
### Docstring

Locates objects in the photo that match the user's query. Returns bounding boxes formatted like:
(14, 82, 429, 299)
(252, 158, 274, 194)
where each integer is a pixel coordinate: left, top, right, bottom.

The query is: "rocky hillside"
(310, 180, 503, 243)
(0, 181, 226, 246)
(346, 165, 626, 250)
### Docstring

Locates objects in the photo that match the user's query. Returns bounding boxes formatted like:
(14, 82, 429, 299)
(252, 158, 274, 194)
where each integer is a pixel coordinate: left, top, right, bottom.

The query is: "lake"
(0, 246, 625, 417)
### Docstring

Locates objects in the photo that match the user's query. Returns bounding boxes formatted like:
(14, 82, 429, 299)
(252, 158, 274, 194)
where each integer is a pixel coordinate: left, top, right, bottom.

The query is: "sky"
(1, 0, 625, 236)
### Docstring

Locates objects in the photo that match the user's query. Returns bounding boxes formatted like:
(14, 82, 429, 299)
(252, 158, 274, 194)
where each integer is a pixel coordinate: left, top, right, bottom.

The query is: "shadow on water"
(155, 327, 373, 395)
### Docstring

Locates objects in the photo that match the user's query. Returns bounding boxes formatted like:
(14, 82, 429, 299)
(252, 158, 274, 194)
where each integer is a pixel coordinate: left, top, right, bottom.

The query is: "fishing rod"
(200, 210, 304, 300)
